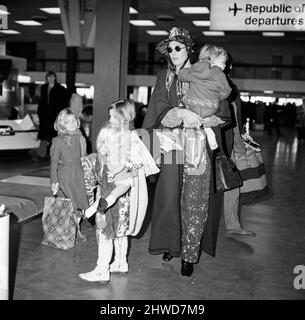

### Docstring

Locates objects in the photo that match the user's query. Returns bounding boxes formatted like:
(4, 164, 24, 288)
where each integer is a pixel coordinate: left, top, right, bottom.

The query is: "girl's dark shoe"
(181, 260, 193, 277)
(97, 197, 108, 213)
(162, 252, 173, 261)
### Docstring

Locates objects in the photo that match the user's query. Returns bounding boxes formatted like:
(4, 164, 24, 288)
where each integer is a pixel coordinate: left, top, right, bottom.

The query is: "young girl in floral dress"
(79, 99, 159, 282)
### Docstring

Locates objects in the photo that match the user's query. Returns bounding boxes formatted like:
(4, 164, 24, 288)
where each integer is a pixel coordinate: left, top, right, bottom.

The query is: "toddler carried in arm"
(177, 44, 232, 167)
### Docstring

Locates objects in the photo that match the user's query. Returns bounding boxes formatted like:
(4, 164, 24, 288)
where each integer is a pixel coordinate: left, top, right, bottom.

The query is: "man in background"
(35, 71, 68, 159)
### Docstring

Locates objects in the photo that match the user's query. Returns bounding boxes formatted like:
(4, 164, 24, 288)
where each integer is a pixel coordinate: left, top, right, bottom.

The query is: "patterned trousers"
(180, 157, 211, 263)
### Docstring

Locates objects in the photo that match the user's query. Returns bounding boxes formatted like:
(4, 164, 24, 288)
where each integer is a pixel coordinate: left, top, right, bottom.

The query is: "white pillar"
(0, 214, 9, 300)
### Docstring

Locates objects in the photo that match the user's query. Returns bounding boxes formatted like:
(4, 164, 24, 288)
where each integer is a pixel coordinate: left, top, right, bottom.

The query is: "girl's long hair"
(107, 98, 136, 131)
(109, 99, 136, 123)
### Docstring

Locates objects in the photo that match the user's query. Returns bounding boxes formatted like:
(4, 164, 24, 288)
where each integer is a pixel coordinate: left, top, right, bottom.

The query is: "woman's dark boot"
(162, 252, 173, 261)
(181, 260, 194, 277)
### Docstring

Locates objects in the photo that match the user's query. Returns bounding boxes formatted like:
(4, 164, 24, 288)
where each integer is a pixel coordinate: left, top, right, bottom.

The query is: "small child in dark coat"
(50, 108, 89, 242)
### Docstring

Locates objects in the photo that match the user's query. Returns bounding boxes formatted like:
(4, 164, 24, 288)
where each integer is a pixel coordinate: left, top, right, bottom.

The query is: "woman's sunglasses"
(167, 46, 186, 54)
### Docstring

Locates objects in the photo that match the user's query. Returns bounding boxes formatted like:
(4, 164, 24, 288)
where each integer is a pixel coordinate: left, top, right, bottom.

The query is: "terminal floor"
(1, 128, 305, 300)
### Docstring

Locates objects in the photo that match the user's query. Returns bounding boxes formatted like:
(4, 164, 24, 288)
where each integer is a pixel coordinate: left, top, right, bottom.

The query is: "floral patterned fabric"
(181, 156, 211, 263)
(94, 128, 157, 240)
(95, 157, 130, 240)
(81, 153, 97, 206)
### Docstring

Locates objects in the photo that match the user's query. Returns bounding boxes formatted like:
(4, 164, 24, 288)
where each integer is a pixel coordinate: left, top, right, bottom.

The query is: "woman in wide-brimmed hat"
(156, 27, 194, 56)
(142, 27, 229, 277)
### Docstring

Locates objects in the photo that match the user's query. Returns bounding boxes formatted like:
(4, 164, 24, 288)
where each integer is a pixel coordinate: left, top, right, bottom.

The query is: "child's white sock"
(204, 128, 218, 150)
(105, 194, 116, 208)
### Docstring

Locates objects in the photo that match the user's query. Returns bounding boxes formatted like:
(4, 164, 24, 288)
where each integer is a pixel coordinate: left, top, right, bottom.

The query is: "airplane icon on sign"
(229, 2, 242, 16)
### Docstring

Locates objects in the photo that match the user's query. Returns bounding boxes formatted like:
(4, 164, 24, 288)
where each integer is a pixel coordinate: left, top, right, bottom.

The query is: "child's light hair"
(199, 44, 228, 64)
(96, 100, 136, 154)
(54, 108, 80, 134)
(109, 99, 136, 123)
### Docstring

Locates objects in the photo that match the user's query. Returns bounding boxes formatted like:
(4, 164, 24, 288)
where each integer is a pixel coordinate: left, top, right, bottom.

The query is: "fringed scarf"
(165, 60, 189, 107)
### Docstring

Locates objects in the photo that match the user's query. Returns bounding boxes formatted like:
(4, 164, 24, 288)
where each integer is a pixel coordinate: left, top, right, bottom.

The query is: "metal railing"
(27, 58, 94, 73)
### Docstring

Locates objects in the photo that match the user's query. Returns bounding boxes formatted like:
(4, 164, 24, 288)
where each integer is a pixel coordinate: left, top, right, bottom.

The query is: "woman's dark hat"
(156, 27, 194, 55)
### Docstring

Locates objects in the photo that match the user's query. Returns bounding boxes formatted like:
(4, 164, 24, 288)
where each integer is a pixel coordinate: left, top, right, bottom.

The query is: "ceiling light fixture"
(203, 31, 225, 36)
(39, 7, 61, 14)
(179, 7, 209, 14)
(0, 30, 20, 34)
(193, 20, 210, 27)
(264, 90, 274, 94)
(15, 20, 42, 26)
(130, 20, 155, 26)
(262, 32, 285, 37)
(146, 30, 169, 36)
(44, 30, 65, 35)
(129, 7, 138, 14)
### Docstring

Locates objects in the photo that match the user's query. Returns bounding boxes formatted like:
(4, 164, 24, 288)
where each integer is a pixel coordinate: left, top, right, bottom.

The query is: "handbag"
(234, 137, 269, 204)
(41, 194, 77, 250)
(230, 101, 269, 203)
(215, 145, 242, 193)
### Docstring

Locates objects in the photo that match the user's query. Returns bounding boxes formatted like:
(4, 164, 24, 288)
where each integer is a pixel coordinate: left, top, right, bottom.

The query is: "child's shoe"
(119, 261, 129, 273)
(79, 267, 110, 282)
(97, 197, 108, 213)
(110, 237, 129, 273)
(110, 260, 128, 273)
(109, 260, 120, 273)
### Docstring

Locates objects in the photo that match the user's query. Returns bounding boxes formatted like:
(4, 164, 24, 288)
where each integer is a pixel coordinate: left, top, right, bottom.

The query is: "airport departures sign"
(210, 0, 305, 31)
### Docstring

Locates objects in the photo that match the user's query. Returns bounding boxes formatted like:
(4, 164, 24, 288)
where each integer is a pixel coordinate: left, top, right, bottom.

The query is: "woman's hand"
(51, 182, 59, 195)
(177, 108, 202, 128)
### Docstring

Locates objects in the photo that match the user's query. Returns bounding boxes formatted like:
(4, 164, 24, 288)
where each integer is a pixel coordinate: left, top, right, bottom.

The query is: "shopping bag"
(41, 195, 77, 250)
(234, 138, 269, 204)
(215, 154, 242, 192)
(156, 129, 184, 153)
(184, 128, 206, 168)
